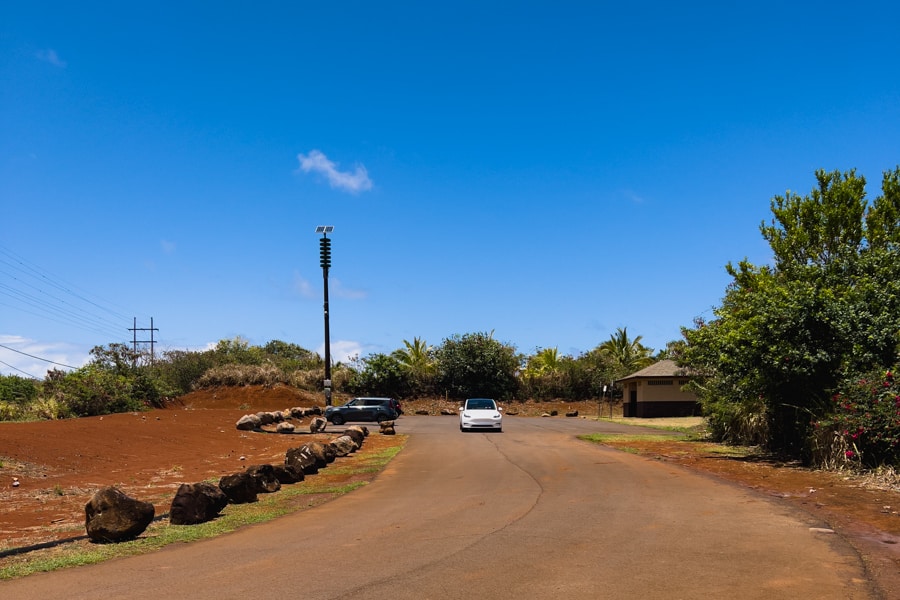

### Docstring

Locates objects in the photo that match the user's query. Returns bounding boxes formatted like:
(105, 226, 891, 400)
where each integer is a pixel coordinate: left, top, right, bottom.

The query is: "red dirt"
(1, 386, 899, 589)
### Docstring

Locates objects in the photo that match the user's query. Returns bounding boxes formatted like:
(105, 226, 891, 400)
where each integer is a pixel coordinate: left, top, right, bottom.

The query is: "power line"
(0, 244, 144, 342)
(0, 359, 40, 379)
(0, 342, 78, 369)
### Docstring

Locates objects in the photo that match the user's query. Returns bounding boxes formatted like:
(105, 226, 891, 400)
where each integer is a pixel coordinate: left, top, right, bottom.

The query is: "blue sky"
(2, 1, 899, 377)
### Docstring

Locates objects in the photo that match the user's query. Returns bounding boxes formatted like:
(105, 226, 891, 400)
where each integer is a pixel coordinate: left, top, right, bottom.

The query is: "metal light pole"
(315, 226, 334, 405)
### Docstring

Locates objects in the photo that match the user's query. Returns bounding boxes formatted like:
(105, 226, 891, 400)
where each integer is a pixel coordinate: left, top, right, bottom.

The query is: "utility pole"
(315, 226, 334, 405)
(129, 317, 159, 366)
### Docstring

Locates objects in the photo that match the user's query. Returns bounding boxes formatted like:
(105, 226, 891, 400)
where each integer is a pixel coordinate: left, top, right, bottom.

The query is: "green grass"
(579, 433, 676, 444)
(0, 436, 406, 580)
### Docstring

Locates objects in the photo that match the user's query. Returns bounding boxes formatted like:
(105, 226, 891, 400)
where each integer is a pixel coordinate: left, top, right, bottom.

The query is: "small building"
(616, 359, 700, 418)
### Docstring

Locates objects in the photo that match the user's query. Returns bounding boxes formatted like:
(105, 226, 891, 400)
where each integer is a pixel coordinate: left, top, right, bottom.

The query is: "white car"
(459, 398, 503, 432)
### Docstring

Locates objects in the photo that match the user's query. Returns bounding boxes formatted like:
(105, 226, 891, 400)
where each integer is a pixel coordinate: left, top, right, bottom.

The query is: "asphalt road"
(1, 416, 875, 599)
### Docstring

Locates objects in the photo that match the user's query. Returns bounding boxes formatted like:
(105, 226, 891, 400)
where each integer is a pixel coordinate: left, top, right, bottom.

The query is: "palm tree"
(598, 327, 654, 379)
(391, 337, 435, 390)
(524, 347, 561, 377)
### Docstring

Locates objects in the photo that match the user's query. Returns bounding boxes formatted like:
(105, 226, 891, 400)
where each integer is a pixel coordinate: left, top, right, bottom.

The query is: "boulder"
(256, 412, 276, 426)
(440, 408, 456, 415)
(219, 472, 258, 504)
(276, 421, 296, 434)
(309, 416, 327, 433)
(272, 464, 304, 484)
(170, 482, 228, 525)
(236, 414, 261, 431)
(285, 446, 319, 475)
(380, 420, 396, 435)
(84, 486, 155, 543)
(245, 464, 281, 493)
(343, 427, 366, 446)
(347, 425, 369, 438)
(305, 441, 335, 466)
(330, 435, 360, 457)
(565, 410, 579, 418)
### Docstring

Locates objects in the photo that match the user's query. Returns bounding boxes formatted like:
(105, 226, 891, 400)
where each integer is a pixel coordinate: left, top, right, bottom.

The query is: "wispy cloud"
(319, 339, 364, 364)
(331, 278, 367, 300)
(296, 150, 373, 193)
(292, 272, 366, 300)
(36, 48, 67, 68)
(0, 335, 86, 378)
(161, 239, 177, 254)
(621, 189, 646, 204)
(292, 271, 315, 298)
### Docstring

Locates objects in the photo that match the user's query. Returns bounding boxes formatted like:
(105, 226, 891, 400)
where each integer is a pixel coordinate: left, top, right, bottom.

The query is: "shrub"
(42, 367, 146, 417)
(0, 375, 39, 406)
(824, 368, 900, 467)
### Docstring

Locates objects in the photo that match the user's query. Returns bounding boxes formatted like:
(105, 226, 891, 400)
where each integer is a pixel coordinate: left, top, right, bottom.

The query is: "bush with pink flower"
(823, 368, 900, 467)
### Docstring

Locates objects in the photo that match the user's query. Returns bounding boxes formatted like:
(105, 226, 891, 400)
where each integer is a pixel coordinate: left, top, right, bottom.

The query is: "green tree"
(597, 327, 654, 380)
(681, 167, 900, 462)
(391, 337, 436, 395)
(346, 353, 411, 398)
(522, 347, 565, 399)
(435, 332, 521, 400)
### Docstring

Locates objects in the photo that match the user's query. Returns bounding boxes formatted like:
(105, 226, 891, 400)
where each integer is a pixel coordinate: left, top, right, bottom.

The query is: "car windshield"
(467, 399, 495, 410)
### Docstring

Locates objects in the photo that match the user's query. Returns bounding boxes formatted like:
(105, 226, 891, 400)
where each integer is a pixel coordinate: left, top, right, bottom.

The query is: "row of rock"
(83, 425, 370, 544)
(235, 406, 324, 432)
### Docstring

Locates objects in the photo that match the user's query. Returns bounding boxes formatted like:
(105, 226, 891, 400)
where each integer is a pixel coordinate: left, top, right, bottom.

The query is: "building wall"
(622, 378, 700, 418)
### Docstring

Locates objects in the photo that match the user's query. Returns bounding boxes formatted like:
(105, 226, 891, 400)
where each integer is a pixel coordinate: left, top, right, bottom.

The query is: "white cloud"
(296, 150, 373, 193)
(331, 278, 367, 300)
(621, 189, 646, 204)
(318, 339, 364, 364)
(161, 239, 177, 254)
(293, 273, 366, 300)
(0, 335, 87, 378)
(293, 271, 315, 298)
(36, 48, 67, 68)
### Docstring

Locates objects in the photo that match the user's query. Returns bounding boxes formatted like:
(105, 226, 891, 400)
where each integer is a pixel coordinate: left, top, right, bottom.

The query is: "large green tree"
(681, 168, 900, 461)
(435, 332, 521, 400)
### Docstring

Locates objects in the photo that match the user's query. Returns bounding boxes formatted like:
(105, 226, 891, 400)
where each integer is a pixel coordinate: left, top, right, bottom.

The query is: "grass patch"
(0, 435, 407, 580)
(580, 433, 675, 444)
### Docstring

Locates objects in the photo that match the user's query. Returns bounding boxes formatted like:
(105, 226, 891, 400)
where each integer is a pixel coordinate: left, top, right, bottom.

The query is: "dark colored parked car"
(325, 397, 399, 425)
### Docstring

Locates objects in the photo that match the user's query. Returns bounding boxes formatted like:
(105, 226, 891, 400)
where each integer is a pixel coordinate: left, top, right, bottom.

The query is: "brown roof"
(616, 359, 688, 382)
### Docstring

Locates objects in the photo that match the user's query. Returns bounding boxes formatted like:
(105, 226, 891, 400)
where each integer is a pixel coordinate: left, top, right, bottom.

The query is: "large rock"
(276, 421, 295, 434)
(85, 486, 155, 543)
(170, 482, 228, 525)
(256, 412, 276, 426)
(285, 446, 319, 475)
(309, 416, 327, 433)
(272, 464, 304, 484)
(379, 420, 396, 435)
(236, 414, 261, 431)
(343, 426, 366, 446)
(330, 435, 360, 457)
(305, 441, 336, 466)
(245, 464, 281, 493)
(219, 472, 258, 504)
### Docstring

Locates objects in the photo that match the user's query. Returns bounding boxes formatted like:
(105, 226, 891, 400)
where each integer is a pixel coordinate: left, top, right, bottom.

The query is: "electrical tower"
(129, 317, 159, 365)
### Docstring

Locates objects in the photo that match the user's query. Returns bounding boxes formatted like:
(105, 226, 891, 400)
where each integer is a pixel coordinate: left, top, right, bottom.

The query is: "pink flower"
(845, 450, 855, 458)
